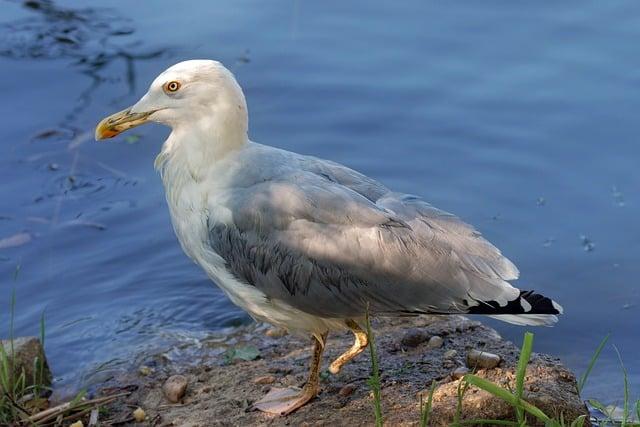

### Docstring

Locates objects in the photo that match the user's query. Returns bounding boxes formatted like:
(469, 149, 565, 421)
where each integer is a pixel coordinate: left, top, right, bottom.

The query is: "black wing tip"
(467, 290, 563, 315)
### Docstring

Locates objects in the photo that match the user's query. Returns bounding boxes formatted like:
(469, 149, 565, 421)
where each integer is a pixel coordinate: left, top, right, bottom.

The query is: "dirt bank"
(93, 316, 587, 426)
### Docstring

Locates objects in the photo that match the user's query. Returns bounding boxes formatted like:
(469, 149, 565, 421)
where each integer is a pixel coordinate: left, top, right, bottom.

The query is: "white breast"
(157, 142, 347, 337)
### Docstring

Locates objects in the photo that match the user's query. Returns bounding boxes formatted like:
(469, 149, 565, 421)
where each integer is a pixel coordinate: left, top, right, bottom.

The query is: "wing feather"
(207, 154, 521, 318)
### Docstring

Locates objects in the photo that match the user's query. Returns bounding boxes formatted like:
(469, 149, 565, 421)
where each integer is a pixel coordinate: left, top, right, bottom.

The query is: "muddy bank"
(89, 316, 588, 426)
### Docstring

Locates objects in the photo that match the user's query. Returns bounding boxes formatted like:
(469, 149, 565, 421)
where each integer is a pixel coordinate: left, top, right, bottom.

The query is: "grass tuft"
(0, 291, 50, 424)
(419, 380, 436, 427)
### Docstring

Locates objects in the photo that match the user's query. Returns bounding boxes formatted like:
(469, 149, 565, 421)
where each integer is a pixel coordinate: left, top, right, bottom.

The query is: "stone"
(0, 336, 52, 393)
(133, 407, 146, 422)
(430, 359, 588, 426)
(400, 328, 427, 348)
(338, 384, 356, 397)
(265, 327, 288, 338)
(443, 349, 457, 359)
(427, 335, 444, 349)
(466, 349, 501, 369)
(452, 366, 469, 379)
(162, 375, 188, 403)
(443, 359, 456, 369)
(139, 365, 153, 376)
(253, 375, 276, 385)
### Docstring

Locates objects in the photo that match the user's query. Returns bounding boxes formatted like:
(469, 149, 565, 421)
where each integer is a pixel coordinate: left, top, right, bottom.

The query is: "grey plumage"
(205, 144, 536, 319)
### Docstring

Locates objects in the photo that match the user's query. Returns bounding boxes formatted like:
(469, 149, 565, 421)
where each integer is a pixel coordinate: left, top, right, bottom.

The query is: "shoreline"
(84, 315, 588, 426)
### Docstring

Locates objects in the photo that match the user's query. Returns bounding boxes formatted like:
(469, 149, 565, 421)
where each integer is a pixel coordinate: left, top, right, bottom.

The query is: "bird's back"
(193, 142, 560, 325)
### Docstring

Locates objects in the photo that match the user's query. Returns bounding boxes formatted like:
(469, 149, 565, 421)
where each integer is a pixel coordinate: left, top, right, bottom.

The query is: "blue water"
(0, 0, 638, 404)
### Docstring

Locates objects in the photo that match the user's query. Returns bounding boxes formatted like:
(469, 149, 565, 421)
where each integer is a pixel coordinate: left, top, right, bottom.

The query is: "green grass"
(364, 312, 638, 426)
(419, 380, 436, 427)
(578, 333, 609, 393)
(0, 290, 50, 424)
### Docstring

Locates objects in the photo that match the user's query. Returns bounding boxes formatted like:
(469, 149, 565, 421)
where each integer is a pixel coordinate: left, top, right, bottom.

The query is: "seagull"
(95, 60, 562, 415)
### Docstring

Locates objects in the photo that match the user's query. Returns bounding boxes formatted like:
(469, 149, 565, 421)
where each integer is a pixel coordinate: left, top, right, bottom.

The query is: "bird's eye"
(163, 81, 181, 93)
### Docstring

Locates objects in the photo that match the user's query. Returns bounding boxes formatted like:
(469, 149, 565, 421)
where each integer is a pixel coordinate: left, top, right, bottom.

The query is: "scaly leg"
(252, 331, 327, 415)
(329, 319, 368, 374)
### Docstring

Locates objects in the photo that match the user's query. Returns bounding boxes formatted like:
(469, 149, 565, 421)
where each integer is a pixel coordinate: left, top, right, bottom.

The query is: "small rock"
(400, 328, 427, 347)
(69, 422, 84, 427)
(163, 375, 188, 403)
(0, 337, 52, 393)
(427, 335, 443, 349)
(452, 366, 469, 379)
(466, 349, 501, 369)
(430, 361, 588, 424)
(139, 365, 153, 376)
(268, 366, 292, 375)
(443, 359, 456, 369)
(133, 407, 146, 422)
(338, 384, 356, 397)
(253, 375, 276, 385)
(443, 349, 457, 359)
(265, 327, 288, 338)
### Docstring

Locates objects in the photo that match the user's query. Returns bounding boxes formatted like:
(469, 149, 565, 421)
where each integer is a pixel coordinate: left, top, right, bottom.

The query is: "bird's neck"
(155, 103, 248, 181)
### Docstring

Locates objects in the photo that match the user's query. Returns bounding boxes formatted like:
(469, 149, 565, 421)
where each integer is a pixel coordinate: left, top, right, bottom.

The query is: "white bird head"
(95, 60, 248, 149)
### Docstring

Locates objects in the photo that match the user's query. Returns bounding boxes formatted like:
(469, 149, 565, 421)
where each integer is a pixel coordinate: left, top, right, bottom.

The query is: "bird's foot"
(252, 385, 318, 415)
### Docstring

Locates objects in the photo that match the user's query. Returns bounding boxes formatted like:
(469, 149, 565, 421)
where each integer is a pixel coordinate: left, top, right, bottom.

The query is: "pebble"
(138, 365, 153, 376)
(133, 407, 146, 422)
(452, 366, 469, 379)
(162, 374, 188, 403)
(466, 349, 501, 369)
(400, 328, 427, 347)
(265, 327, 288, 338)
(338, 384, 356, 397)
(253, 375, 276, 385)
(443, 349, 457, 359)
(427, 335, 443, 349)
(443, 359, 456, 369)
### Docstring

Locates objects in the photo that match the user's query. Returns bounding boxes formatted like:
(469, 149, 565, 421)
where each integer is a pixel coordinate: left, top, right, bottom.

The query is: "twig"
(26, 392, 130, 422)
(88, 408, 99, 427)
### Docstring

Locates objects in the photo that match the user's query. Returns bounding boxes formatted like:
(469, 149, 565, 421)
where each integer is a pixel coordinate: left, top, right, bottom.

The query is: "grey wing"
(207, 160, 521, 318)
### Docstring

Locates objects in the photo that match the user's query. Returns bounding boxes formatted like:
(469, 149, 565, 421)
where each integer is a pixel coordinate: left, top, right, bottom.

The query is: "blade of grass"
(36, 310, 46, 397)
(463, 374, 552, 424)
(13, 263, 21, 281)
(453, 375, 470, 425)
(419, 380, 436, 427)
(514, 332, 534, 423)
(613, 345, 629, 426)
(569, 414, 587, 427)
(365, 306, 383, 427)
(578, 333, 609, 392)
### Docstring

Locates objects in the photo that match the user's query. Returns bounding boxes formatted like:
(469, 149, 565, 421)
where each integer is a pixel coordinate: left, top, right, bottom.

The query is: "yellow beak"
(95, 107, 155, 140)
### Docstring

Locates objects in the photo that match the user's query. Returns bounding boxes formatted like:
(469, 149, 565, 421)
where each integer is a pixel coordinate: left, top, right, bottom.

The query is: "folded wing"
(206, 155, 559, 321)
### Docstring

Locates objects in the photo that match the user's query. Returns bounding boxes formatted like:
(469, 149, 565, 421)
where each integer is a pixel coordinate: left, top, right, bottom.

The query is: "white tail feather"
(489, 314, 558, 326)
